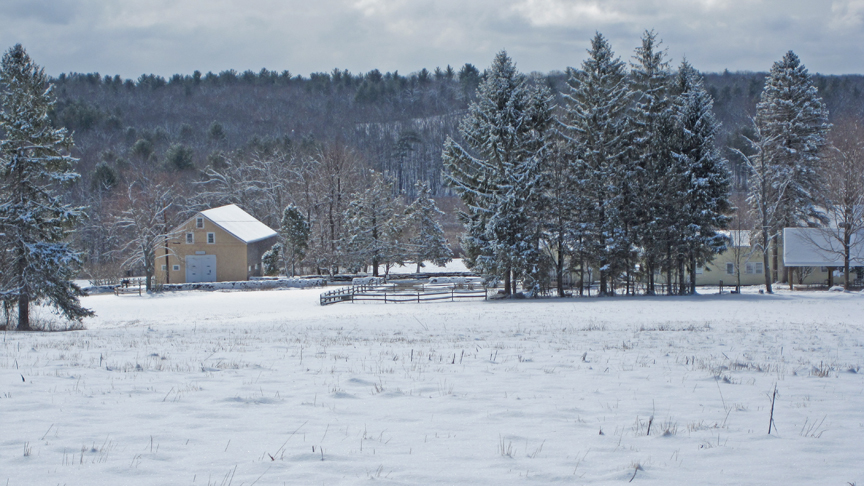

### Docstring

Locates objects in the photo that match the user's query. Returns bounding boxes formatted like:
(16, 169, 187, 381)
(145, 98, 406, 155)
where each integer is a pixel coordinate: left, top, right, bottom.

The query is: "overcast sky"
(1, 0, 862, 79)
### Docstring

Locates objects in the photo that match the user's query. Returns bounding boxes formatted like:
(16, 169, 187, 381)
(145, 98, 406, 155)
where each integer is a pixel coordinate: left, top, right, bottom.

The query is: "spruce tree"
(560, 33, 631, 296)
(403, 180, 453, 272)
(670, 61, 732, 294)
(280, 204, 310, 276)
(443, 51, 553, 296)
(0, 44, 93, 329)
(754, 51, 829, 283)
(629, 30, 675, 294)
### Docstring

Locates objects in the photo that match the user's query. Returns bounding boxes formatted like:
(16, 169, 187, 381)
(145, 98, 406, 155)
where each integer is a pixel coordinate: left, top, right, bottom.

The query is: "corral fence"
(320, 279, 487, 306)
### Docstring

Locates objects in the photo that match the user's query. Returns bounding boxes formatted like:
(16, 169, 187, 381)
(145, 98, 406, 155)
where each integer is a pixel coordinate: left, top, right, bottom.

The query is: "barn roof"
(200, 204, 277, 244)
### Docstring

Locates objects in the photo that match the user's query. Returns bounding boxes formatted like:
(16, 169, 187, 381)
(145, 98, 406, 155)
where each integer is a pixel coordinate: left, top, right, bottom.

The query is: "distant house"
(155, 204, 277, 284)
(692, 230, 767, 286)
(693, 229, 833, 288)
(783, 227, 864, 286)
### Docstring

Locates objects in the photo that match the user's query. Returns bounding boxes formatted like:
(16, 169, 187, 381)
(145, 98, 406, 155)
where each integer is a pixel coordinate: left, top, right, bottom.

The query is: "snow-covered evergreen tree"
(0, 44, 93, 329)
(343, 170, 404, 276)
(670, 60, 732, 294)
(443, 51, 553, 296)
(279, 204, 310, 276)
(262, 242, 282, 276)
(560, 33, 631, 296)
(403, 180, 452, 272)
(629, 30, 677, 294)
(754, 51, 829, 283)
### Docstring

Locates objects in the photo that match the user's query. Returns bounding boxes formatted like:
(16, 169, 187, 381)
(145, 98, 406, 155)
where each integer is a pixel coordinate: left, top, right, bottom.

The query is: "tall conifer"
(443, 51, 553, 295)
(0, 44, 92, 329)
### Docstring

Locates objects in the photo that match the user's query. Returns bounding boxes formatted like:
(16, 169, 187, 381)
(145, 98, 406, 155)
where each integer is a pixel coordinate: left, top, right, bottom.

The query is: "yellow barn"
(155, 204, 278, 284)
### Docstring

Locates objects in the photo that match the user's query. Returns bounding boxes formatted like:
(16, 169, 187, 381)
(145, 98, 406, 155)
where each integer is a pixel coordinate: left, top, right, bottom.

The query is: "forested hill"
(52, 66, 864, 198)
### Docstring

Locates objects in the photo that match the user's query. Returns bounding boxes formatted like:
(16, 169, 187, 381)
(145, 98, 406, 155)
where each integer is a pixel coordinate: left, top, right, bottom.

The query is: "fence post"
(719, 280, 723, 294)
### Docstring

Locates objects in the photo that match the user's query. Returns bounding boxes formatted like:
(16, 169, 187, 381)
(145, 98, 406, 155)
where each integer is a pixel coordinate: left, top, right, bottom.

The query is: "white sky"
(1, 0, 862, 78)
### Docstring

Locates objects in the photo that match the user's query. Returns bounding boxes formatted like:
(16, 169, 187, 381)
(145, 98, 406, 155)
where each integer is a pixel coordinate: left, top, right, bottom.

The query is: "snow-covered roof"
(783, 227, 864, 266)
(718, 230, 750, 248)
(200, 204, 277, 244)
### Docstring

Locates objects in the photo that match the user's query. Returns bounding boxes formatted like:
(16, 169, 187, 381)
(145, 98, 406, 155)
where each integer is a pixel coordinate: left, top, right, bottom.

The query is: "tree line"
(3, 33, 864, 328)
(446, 32, 731, 297)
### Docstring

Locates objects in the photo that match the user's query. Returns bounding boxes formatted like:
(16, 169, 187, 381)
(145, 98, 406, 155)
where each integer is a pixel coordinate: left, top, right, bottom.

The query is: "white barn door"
(186, 255, 217, 283)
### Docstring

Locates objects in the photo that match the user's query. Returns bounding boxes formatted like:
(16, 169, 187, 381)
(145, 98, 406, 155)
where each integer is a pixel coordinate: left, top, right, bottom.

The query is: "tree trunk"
(17, 292, 30, 331)
(646, 260, 655, 295)
(689, 255, 697, 295)
(763, 226, 773, 293)
(579, 258, 585, 297)
(503, 265, 511, 297)
(599, 267, 607, 296)
(556, 240, 565, 298)
(844, 229, 851, 290)
(771, 241, 779, 284)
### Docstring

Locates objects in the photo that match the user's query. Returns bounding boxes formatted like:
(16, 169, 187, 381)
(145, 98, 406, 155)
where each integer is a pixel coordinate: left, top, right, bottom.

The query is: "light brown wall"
(155, 216, 249, 284)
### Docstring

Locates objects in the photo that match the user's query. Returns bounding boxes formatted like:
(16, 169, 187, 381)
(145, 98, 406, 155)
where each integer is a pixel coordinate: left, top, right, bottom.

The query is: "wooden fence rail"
(320, 283, 486, 305)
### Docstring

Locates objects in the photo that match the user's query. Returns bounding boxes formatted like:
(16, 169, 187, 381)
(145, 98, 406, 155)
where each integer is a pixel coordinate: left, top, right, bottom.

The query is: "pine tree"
(670, 60, 732, 294)
(754, 51, 829, 284)
(443, 50, 553, 296)
(343, 170, 404, 276)
(403, 180, 453, 272)
(280, 204, 310, 276)
(560, 33, 631, 296)
(629, 30, 676, 295)
(0, 44, 93, 329)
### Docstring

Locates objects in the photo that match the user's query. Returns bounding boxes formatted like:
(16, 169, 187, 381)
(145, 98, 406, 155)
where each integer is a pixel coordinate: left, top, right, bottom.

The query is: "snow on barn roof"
(200, 204, 277, 244)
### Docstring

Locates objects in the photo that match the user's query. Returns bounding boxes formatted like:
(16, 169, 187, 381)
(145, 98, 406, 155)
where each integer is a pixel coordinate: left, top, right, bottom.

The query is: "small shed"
(155, 204, 278, 284)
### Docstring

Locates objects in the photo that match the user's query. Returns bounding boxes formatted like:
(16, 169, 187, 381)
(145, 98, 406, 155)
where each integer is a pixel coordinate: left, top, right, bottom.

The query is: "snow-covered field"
(2, 287, 863, 485)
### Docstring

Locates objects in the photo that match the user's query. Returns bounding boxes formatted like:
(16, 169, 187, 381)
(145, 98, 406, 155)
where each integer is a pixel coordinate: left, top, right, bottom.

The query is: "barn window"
(196, 217, 204, 228)
(186, 232, 194, 244)
(161, 264, 167, 271)
(754, 263, 763, 274)
(172, 265, 180, 271)
(695, 266, 704, 274)
(726, 263, 734, 275)
(207, 232, 215, 244)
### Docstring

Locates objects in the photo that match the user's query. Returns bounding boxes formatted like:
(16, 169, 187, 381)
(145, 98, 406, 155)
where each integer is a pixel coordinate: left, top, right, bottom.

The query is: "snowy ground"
(2, 287, 863, 485)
